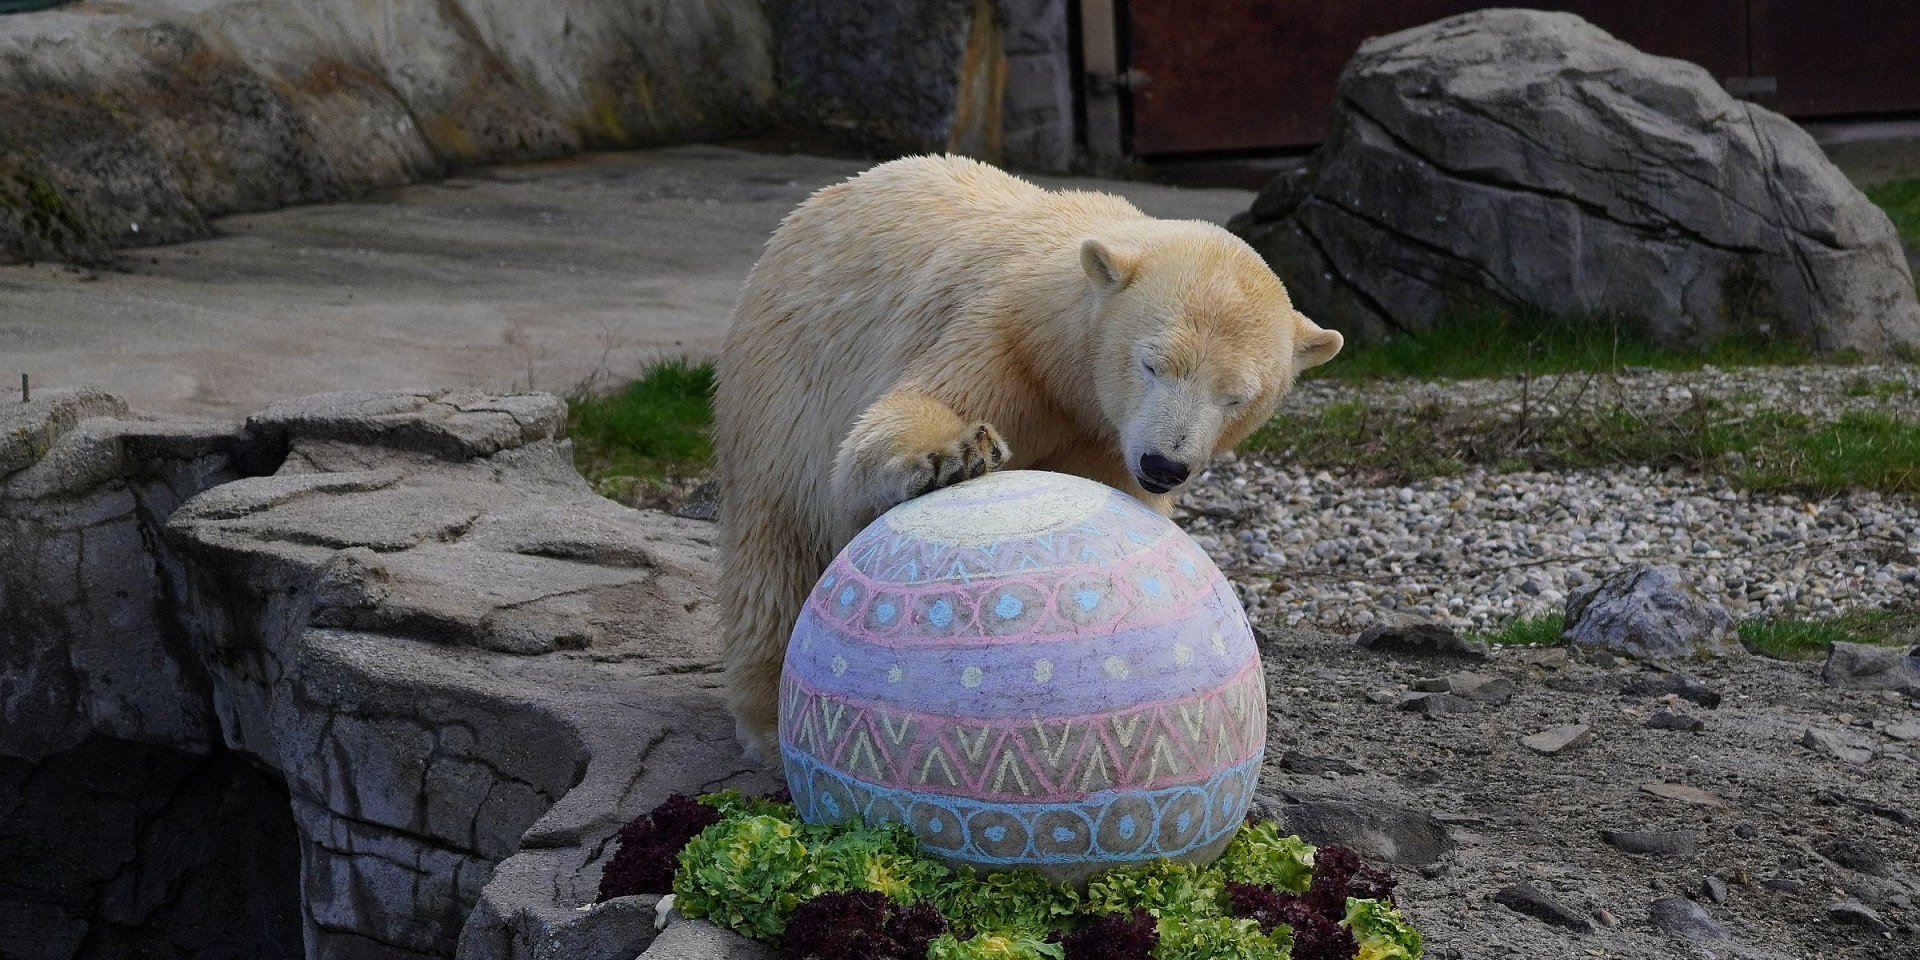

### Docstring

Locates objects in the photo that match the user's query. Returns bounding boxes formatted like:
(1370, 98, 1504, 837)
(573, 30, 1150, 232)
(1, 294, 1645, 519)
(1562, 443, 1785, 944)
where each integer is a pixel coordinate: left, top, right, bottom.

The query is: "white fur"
(712, 156, 1341, 761)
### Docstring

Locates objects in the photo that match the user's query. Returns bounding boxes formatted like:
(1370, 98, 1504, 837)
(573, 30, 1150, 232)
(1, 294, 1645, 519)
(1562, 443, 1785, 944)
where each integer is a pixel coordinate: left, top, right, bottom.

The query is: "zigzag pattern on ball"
(784, 747, 1262, 868)
(779, 664, 1265, 803)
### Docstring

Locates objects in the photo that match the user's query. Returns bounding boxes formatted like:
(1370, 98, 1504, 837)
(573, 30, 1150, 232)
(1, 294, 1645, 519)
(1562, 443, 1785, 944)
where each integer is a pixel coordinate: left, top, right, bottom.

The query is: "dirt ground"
(1251, 627, 1917, 959)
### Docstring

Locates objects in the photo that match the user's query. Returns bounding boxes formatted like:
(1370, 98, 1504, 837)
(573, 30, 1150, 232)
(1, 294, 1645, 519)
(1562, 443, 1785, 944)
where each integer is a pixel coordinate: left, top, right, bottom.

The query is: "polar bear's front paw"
(735, 716, 780, 770)
(891, 421, 1010, 502)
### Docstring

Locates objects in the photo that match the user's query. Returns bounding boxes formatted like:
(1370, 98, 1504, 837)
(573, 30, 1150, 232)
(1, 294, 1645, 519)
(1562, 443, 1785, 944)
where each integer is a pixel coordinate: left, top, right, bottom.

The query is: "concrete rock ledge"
(0, 0, 774, 263)
(2, 388, 775, 960)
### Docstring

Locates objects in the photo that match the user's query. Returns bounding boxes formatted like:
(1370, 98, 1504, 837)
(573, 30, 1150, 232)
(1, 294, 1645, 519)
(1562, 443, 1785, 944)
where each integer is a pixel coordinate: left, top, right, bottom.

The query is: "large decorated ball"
(778, 470, 1265, 882)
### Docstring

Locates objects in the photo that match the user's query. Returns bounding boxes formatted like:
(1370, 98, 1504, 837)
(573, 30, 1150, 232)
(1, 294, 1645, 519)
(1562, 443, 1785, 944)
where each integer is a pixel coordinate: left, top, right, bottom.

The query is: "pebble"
(1414, 671, 1516, 703)
(1649, 895, 1729, 940)
(1620, 674, 1722, 708)
(1600, 829, 1698, 858)
(1521, 723, 1592, 755)
(1818, 838, 1890, 877)
(1734, 823, 1759, 840)
(1818, 791, 1914, 827)
(1826, 899, 1892, 934)
(1700, 876, 1728, 904)
(1800, 726, 1875, 765)
(1397, 692, 1475, 716)
(1279, 751, 1362, 776)
(1640, 783, 1728, 808)
(1353, 619, 1491, 660)
(1883, 718, 1920, 742)
(1646, 708, 1705, 732)
(1515, 647, 1570, 670)
(1821, 642, 1920, 694)
(1492, 883, 1594, 933)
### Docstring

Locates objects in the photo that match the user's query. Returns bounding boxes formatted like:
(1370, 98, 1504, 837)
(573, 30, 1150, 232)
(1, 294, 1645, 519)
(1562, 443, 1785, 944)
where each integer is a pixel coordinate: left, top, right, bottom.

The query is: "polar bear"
(713, 155, 1342, 761)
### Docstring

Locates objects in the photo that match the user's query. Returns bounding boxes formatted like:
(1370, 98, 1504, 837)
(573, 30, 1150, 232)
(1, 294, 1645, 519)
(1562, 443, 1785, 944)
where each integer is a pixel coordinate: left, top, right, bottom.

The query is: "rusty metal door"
(1758, 1, 1920, 117)
(1121, 1, 1920, 156)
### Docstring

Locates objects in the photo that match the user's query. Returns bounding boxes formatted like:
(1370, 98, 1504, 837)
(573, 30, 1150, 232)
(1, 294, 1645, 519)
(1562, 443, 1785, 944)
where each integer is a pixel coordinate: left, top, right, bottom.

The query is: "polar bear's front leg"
(832, 389, 1010, 537)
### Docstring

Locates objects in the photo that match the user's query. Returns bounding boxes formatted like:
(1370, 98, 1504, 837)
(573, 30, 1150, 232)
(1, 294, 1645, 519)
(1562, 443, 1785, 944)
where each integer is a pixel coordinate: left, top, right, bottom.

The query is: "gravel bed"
(1180, 362, 1920, 632)
(1288, 362, 1920, 423)
(1178, 458, 1919, 633)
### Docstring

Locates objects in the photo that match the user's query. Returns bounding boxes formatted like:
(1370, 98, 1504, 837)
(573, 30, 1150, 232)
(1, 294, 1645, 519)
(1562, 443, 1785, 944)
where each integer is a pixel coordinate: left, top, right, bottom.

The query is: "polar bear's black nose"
(1139, 453, 1190, 489)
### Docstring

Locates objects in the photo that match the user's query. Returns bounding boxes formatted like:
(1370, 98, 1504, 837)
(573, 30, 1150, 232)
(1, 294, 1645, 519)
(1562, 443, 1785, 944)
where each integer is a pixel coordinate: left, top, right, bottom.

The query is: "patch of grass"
(1864, 177, 1920, 250)
(1467, 610, 1918, 660)
(1250, 395, 1920, 496)
(1842, 376, 1915, 400)
(568, 357, 715, 497)
(1719, 410, 1920, 496)
(1247, 399, 1469, 481)
(1469, 613, 1566, 648)
(1312, 307, 1812, 383)
(1737, 610, 1920, 660)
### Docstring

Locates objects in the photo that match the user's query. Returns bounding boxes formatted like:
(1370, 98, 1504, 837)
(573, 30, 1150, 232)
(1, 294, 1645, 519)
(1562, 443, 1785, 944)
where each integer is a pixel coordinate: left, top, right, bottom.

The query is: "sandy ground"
(0, 145, 1252, 417)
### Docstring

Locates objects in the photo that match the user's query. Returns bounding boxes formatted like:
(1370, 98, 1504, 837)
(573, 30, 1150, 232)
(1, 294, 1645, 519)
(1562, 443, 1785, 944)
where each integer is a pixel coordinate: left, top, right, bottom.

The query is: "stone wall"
(0, 0, 775, 263)
(998, 0, 1079, 171)
(768, 0, 1078, 171)
(0, 0, 1088, 265)
(1, 389, 776, 960)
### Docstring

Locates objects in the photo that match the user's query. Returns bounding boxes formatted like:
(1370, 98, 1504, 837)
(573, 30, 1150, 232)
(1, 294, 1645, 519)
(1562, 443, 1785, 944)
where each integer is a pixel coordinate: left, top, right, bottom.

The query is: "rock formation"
(1231, 9, 1920, 356)
(2, 388, 776, 960)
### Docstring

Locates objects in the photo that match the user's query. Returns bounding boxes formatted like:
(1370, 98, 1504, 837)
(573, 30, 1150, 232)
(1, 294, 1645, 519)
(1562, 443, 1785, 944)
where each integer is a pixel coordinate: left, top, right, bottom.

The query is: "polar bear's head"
(1080, 223, 1342, 495)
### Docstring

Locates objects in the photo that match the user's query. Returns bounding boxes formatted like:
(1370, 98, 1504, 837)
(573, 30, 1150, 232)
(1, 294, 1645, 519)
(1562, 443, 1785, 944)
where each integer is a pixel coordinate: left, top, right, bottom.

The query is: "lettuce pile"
(597, 790, 1424, 960)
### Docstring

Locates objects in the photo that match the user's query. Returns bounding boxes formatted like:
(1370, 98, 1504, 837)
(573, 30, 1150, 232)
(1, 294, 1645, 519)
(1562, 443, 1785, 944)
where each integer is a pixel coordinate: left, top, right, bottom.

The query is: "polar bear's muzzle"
(1124, 380, 1220, 495)
(1136, 452, 1191, 493)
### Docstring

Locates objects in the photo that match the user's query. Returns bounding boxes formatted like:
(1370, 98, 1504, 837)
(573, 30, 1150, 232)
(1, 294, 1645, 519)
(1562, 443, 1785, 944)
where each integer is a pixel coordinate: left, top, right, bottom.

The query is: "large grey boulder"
(1561, 566, 1739, 659)
(1231, 9, 1920, 356)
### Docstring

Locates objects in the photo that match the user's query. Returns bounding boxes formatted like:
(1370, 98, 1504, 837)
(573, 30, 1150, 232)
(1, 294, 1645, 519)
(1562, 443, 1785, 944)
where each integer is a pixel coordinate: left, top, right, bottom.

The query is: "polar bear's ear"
(1081, 238, 1138, 290)
(1292, 318, 1344, 373)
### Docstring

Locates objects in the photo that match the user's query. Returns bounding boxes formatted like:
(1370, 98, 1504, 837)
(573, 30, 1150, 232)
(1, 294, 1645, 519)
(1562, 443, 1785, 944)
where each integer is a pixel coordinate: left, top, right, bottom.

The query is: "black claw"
(917, 454, 944, 496)
(939, 452, 966, 488)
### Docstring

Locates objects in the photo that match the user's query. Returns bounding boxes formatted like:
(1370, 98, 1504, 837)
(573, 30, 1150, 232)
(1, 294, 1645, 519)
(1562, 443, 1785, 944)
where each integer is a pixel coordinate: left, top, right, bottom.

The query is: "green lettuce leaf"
(935, 867, 1082, 937)
(1082, 860, 1226, 920)
(812, 820, 953, 904)
(671, 814, 817, 939)
(925, 932, 1066, 960)
(1344, 897, 1423, 960)
(1154, 915, 1291, 960)
(1214, 821, 1317, 894)
(695, 788, 799, 822)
